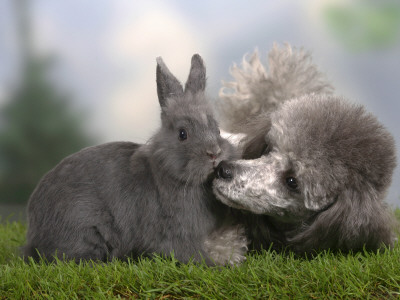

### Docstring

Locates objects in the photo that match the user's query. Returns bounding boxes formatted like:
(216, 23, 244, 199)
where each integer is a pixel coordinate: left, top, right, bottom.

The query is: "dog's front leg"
(204, 224, 249, 266)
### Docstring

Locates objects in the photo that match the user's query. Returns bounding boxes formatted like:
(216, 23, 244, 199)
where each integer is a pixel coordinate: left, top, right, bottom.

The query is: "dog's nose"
(215, 161, 233, 180)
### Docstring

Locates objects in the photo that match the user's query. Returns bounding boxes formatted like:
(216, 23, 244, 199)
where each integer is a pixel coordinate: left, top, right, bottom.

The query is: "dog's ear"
(304, 195, 336, 212)
(291, 188, 396, 253)
(335, 188, 397, 251)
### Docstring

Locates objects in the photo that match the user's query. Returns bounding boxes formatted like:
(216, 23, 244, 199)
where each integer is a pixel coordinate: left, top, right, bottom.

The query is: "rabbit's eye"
(286, 177, 298, 190)
(178, 129, 187, 141)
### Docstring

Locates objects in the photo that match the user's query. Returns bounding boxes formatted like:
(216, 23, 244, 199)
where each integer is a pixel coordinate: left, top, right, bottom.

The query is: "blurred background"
(0, 0, 399, 221)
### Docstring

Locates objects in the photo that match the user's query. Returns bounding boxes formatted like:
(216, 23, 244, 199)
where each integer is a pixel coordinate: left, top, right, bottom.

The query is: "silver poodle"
(214, 44, 398, 254)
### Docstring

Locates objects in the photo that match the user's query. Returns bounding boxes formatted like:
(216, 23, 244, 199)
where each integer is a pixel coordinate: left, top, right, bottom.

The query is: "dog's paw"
(204, 225, 249, 266)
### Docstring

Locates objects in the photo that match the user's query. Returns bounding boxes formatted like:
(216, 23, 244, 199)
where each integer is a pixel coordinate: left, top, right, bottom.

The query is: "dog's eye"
(178, 129, 187, 141)
(286, 177, 298, 190)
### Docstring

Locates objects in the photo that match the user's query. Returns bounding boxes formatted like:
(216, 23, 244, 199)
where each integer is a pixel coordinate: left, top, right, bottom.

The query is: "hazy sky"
(0, 0, 399, 206)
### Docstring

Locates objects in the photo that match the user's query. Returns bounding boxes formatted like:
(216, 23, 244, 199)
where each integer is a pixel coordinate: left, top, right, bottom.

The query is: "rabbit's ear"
(156, 57, 184, 107)
(184, 54, 206, 95)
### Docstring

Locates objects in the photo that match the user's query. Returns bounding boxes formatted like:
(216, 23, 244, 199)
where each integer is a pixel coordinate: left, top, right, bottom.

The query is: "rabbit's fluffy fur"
(24, 55, 248, 265)
(214, 44, 397, 254)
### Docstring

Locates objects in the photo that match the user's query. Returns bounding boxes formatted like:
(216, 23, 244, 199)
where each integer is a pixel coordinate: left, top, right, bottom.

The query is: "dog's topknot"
(270, 94, 397, 196)
(217, 43, 334, 132)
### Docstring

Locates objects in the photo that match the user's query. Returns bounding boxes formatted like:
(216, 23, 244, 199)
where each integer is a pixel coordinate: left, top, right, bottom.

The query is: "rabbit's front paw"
(204, 225, 249, 266)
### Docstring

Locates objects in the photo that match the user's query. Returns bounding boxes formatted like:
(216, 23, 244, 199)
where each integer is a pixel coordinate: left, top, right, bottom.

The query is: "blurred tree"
(323, 0, 400, 51)
(0, 0, 93, 203)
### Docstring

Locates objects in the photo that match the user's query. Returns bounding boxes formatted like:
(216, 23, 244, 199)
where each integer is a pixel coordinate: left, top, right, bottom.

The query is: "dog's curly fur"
(214, 44, 398, 254)
(217, 43, 333, 133)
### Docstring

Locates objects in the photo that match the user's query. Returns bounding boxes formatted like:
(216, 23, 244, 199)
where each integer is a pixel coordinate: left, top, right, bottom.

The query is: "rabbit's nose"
(206, 147, 221, 160)
(215, 161, 233, 180)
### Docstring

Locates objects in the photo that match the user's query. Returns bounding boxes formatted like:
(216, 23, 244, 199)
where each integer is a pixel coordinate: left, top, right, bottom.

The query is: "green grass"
(1, 218, 400, 299)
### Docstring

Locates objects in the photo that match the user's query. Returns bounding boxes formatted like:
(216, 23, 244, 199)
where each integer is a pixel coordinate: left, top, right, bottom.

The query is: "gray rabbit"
(23, 54, 248, 265)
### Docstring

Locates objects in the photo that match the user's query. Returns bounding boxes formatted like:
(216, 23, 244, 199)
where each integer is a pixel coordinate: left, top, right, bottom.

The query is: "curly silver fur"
(217, 43, 333, 133)
(204, 224, 248, 266)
